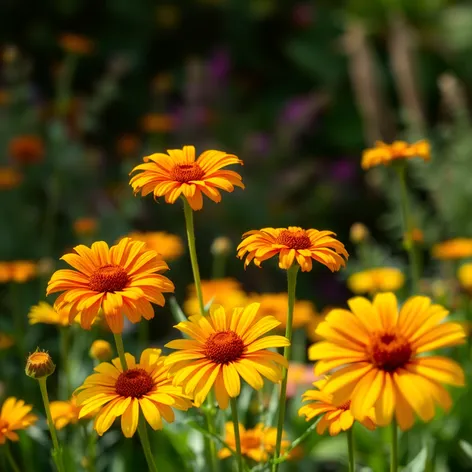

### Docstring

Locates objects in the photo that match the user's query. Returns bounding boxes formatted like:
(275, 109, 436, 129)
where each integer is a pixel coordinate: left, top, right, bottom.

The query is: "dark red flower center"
(204, 331, 245, 364)
(89, 264, 129, 293)
(337, 400, 351, 410)
(369, 333, 413, 372)
(170, 163, 205, 183)
(276, 229, 312, 250)
(115, 368, 154, 398)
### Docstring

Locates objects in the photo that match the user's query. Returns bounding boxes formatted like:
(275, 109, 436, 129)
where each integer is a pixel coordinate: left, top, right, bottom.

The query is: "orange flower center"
(276, 229, 312, 250)
(337, 400, 351, 410)
(89, 264, 129, 292)
(115, 368, 154, 398)
(204, 331, 245, 364)
(170, 163, 205, 183)
(369, 333, 412, 372)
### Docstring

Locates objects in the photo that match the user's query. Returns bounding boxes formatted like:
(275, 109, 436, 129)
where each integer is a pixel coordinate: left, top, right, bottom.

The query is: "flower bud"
(349, 223, 369, 244)
(210, 236, 232, 256)
(25, 350, 55, 379)
(89, 340, 113, 362)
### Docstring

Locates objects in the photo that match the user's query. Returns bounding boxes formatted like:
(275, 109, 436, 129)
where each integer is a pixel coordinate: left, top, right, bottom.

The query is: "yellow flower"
(306, 307, 331, 343)
(432, 238, 472, 260)
(249, 293, 315, 330)
(349, 223, 369, 244)
(361, 140, 430, 170)
(0, 167, 22, 190)
(218, 422, 289, 462)
(309, 293, 465, 430)
(237, 226, 348, 272)
(89, 340, 113, 361)
(73, 218, 98, 237)
(299, 378, 376, 435)
(75, 349, 191, 437)
(125, 231, 184, 261)
(165, 303, 289, 409)
(28, 302, 71, 327)
(0, 261, 37, 283)
(210, 236, 232, 256)
(0, 332, 14, 350)
(46, 238, 174, 333)
(129, 145, 244, 211)
(0, 397, 38, 444)
(50, 397, 95, 430)
(347, 268, 405, 294)
(184, 278, 247, 316)
(458, 263, 472, 291)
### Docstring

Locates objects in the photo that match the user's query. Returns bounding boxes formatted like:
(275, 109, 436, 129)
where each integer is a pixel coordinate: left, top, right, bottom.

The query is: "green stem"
(347, 428, 355, 472)
(38, 378, 65, 472)
(211, 252, 226, 280)
(272, 264, 299, 472)
(86, 427, 97, 472)
(59, 328, 71, 398)
(4, 442, 21, 472)
(230, 398, 243, 472)
(396, 164, 420, 294)
(182, 197, 205, 314)
(113, 334, 158, 472)
(390, 418, 398, 472)
(10, 283, 24, 358)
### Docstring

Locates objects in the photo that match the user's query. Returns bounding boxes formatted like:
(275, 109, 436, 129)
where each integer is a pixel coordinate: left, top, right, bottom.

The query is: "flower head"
(218, 422, 289, 462)
(89, 340, 113, 362)
(432, 238, 472, 260)
(349, 223, 369, 244)
(458, 263, 472, 291)
(129, 145, 244, 211)
(299, 378, 376, 435)
(125, 232, 184, 261)
(0, 261, 37, 283)
(0, 397, 38, 444)
(46, 238, 174, 333)
(165, 303, 289, 408)
(347, 268, 404, 295)
(75, 349, 191, 437)
(361, 140, 430, 170)
(309, 293, 465, 430)
(8, 135, 45, 164)
(211, 236, 232, 256)
(28, 301, 72, 327)
(237, 226, 348, 272)
(25, 350, 56, 379)
(50, 397, 95, 430)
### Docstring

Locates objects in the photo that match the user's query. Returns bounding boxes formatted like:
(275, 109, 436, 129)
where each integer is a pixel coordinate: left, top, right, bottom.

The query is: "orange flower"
(59, 34, 94, 55)
(237, 226, 348, 272)
(129, 145, 244, 211)
(432, 238, 472, 260)
(0, 261, 37, 283)
(0, 397, 38, 443)
(361, 140, 430, 170)
(141, 114, 175, 133)
(125, 231, 184, 261)
(46, 238, 174, 333)
(8, 135, 45, 164)
(73, 217, 97, 237)
(0, 167, 22, 190)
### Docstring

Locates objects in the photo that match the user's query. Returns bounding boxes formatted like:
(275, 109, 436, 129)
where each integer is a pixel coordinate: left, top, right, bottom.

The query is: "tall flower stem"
(390, 418, 398, 472)
(113, 334, 158, 472)
(272, 264, 299, 472)
(5, 442, 21, 472)
(395, 164, 420, 294)
(347, 428, 355, 472)
(230, 398, 243, 472)
(38, 378, 65, 472)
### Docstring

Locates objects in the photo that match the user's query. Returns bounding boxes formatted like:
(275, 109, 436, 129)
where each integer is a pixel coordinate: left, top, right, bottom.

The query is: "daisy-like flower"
(309, 293, 466, 430)
(165, 303, 289, 408)
(129, 145, 244, 211)
(28, 301, 73, 327)
(46, 238, 174, 333)
(126, 231, 184, 261)
(299, 378, 375, 435)
(218, 422, 289, 462)
(0, 397, 38, 443)
(237, 226, 348, 272)
(50, 397, 96, 430)
(347, 268, 404, 295)
(75, 349, 191, 437)
(432, 238, 472, 260)
(361, 140, 430, 170)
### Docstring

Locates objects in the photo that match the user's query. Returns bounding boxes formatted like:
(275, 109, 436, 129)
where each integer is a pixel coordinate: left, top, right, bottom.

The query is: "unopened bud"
(89, 340, 113, 362)
(349, 223, 369, 244)
(25, 349, 55, 379)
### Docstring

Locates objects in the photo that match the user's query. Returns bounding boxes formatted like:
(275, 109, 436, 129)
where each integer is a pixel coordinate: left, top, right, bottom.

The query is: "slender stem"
(38, 378, 65, 472)
(113, 333, 158, 472)
(390, 418, 398, 472)
(230, 398, 243, 472)
(272, 264, 299, 472)
(396, 164, 420, 294)
(4, 442, 21, 472)
(182, 198, 205, 314)
(59, 328, 71, 398)
(211, 252, 226, 280)
(347, 428, 355, 472)
(86, 427, 97, 472)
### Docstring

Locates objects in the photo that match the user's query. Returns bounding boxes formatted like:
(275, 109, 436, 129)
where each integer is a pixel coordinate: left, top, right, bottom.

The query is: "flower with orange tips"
(75, 349, 191, 437)
(432, 238, 472, 260)
(237, 226, 348, 272)
(361, 140, 430, 170)
(8, 135, 45, 164)
(46, 238, 174, 333)
(309, 293, 465, 430)
(0, 397, 38, 444)
(59, 34, 94, 55)
(347, 267, 404, 295)
(126, 231, 184, 261)
(165, 303, 289, 409)
(129, 145, 244, 211)
(299, 378, 376, 435)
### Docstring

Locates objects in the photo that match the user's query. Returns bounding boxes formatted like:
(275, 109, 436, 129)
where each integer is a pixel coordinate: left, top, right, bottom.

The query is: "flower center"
(369, 333, 413, 372)
(204, 331, 245, 364)
(89, 264, 129, 293)
(170, 163, 205, 183)
(115, 368, 154, 398)
(337, 400, 351, 411)
(276, 229, 312, 250)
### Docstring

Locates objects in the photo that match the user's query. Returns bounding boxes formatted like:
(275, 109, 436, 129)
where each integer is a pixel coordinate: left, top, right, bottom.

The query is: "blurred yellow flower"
(126, 231, 184, 261)
(50, 397, 83, 430)
(73, 217, 98, 237)
(361, 140, 430, 170)
(432, 238, 472, 260)
(0, 397, 37, 443)
(210, 236, 232, 256)
(0, 332, 14, 350)
(0, 261, 37, 283)
(28, 302, 72, 327)
(305, 307, 331, 343)
(458, 263, 472, 291)
(8, 135, 45, 165)
(184, 278, 247, 316)
(347, 268, 404, 294)
(0, 167, 22, 190)
(89, 340, 113, 361)
(59, 34, 94, 55)
(349, 222, 369, 244)
(141, 113, 175, 133)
